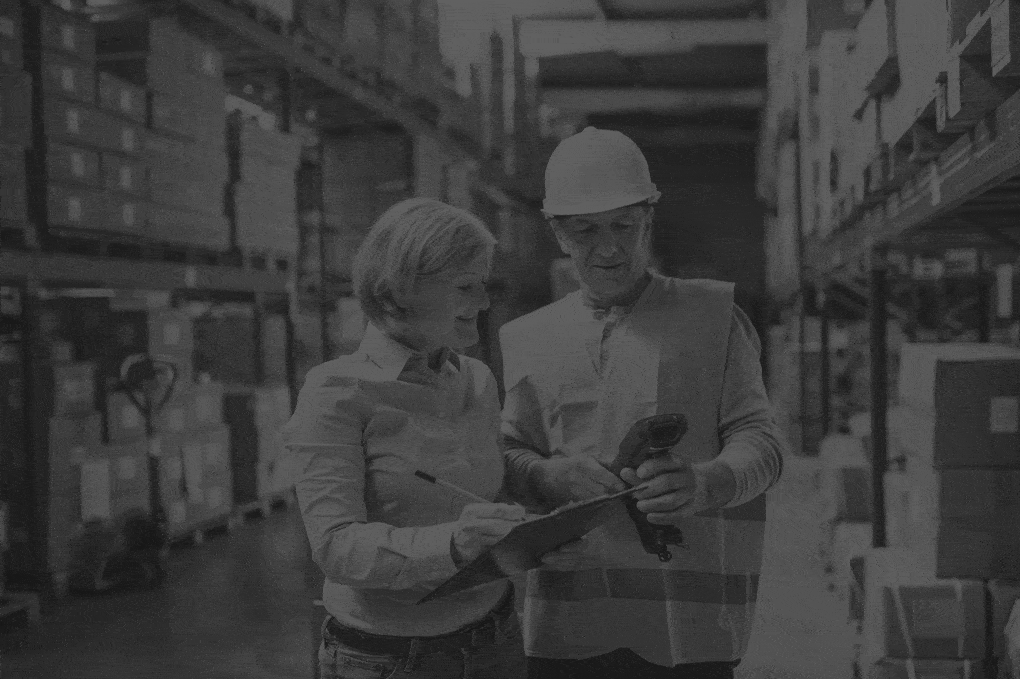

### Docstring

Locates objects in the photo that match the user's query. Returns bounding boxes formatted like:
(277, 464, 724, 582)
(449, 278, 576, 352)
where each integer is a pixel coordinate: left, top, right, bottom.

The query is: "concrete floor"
(1, 457, 854, 679)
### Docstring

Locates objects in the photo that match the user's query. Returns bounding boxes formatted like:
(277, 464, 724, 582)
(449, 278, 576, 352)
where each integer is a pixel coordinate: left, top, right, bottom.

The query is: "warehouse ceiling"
(517, 0, 768, 147)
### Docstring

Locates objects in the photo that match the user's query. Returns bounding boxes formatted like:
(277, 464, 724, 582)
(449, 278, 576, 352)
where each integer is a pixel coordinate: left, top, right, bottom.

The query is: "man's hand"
(619, 457, 736, 525)
(531, 456, 628, 508)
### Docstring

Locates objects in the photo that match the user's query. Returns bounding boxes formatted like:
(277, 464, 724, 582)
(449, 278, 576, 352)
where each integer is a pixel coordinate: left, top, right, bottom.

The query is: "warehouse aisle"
(1, 457, 851, 679)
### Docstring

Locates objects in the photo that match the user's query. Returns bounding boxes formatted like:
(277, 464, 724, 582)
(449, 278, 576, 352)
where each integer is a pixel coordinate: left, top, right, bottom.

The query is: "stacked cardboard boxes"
(227, 112, 302, 261)
(861, 343, 1020, 678)
(0, 0, 32, 239)
(223, 385, 292, 508)
(97, 16, 230, 250)
(23, 3, 147, 237)
(818, 431, 873, 600)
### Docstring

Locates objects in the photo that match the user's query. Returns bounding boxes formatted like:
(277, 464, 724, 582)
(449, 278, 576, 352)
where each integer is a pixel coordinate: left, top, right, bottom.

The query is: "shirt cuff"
(406, 523, 461, 583)
(716, 440, 773, 509)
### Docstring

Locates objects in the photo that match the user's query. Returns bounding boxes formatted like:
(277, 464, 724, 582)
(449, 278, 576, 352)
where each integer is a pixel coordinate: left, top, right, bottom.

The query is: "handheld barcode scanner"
(602, 414, 688, 562)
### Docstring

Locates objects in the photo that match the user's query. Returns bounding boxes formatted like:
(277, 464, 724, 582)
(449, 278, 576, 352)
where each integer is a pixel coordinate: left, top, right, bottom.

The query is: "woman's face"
(399, 252, 491, 353)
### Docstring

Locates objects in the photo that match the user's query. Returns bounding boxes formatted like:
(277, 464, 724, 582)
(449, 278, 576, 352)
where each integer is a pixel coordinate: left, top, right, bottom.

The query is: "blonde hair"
(352, 198, 496, 326)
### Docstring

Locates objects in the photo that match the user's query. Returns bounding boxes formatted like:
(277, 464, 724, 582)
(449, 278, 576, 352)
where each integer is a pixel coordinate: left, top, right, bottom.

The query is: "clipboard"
(416, 485, 643, 604)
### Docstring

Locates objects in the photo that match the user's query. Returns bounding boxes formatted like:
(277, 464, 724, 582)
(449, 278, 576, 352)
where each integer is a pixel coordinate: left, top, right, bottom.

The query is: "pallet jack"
(68, 354, 178, 593)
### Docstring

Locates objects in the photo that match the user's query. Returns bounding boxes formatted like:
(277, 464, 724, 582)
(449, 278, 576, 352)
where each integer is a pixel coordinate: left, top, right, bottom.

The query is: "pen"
(414, 470, 492, 505)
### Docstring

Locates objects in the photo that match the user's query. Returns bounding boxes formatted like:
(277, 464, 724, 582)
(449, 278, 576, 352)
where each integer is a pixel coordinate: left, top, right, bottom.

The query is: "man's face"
(552, 205, 654, 302)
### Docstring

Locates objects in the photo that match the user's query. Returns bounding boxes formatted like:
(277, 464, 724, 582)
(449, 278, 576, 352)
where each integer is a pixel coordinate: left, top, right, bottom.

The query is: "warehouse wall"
(646, 144, 768, 326)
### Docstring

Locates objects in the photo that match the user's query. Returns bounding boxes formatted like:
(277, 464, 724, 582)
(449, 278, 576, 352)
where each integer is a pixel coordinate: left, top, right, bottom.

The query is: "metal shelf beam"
(806, 86, 1020, 284)
(0, 250, 292, 293)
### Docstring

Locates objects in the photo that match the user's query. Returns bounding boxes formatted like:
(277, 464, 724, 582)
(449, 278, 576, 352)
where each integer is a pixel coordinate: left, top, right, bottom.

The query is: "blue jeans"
(318, 594, 526, 679)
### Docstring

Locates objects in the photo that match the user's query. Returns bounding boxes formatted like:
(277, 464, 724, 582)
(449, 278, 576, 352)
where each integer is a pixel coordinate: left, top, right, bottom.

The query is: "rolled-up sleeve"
(499, 329, 552, 510)
(716, 305, 786, 507)
(284, 370, 460, 590)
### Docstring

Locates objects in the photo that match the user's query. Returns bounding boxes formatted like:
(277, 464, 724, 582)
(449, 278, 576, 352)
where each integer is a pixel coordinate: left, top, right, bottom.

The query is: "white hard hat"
(543, 126, 661, 216)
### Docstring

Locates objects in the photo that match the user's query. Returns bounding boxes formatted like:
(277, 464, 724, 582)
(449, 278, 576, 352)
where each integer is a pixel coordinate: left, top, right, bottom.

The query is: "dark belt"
(324, 586, 515, 658)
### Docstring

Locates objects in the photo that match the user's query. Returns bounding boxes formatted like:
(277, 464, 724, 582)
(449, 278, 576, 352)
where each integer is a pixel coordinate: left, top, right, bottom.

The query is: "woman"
(285, 198, 536, 679)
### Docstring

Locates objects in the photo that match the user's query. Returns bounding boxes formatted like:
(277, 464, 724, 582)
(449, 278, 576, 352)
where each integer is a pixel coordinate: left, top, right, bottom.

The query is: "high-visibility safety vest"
(499, 274, 769, 666)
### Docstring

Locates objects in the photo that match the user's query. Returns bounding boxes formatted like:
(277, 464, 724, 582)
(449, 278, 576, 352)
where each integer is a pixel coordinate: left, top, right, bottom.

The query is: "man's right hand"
(532, 456, 627, 508)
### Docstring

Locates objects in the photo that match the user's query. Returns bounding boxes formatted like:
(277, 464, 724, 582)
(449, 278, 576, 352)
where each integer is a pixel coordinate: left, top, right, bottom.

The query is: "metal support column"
(869, 246, 889, 549)
(819, 287, 831, 435)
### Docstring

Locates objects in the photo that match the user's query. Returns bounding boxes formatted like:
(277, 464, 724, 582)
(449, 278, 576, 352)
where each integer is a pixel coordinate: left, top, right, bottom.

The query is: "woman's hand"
(450, 503, 527, 566)
(532, 456, 627, 508)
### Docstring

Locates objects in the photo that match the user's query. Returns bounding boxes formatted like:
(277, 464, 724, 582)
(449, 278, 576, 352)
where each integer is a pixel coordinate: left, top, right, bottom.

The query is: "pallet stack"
(0, 0, 32, 247)
(97, 16, 230, 251)
(21, 3, 148, 242)
(226, 112, 303, 269)
(855, 342, 1020, 678)
(147, 308, 233, 539)
(223, 385, 292, 512)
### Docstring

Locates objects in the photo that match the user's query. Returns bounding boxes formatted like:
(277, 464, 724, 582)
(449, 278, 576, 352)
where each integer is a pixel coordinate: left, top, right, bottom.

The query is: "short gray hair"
(352, 198, 496, 326)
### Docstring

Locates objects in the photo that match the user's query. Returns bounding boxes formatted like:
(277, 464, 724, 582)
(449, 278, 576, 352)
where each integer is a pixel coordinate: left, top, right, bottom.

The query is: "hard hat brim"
(542, 189, 661, 217)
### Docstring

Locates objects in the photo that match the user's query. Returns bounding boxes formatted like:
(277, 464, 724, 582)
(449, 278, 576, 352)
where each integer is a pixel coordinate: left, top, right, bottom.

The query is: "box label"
(121, 128, 136, 152)
(120, 90, 132, 113)
(66, 109, 79, 134)
(202, 52, 216, 76)
(61, 25, 76, 52)
(149, 438, 161, 458)
(117, 456, 136, 481)
(61, 67, 75, 93)
(119, 165, 132, 190)
(0, 19, 15, 38)
(122, 203, 135, 227)
(71, 152, 85, 177)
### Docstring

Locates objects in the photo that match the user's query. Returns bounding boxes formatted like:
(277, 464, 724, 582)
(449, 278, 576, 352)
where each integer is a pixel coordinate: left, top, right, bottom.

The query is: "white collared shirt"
(283, 323, 508, 636)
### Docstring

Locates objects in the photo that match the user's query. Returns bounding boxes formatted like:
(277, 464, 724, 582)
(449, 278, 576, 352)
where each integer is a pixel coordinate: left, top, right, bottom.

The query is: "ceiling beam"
(542, 87, 764, 114)
(611, 124, 758, 146)
(518, 18, 768, 58)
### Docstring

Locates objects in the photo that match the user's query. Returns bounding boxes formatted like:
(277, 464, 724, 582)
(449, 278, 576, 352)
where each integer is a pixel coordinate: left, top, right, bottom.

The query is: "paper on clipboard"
(416, 485, 643, 604)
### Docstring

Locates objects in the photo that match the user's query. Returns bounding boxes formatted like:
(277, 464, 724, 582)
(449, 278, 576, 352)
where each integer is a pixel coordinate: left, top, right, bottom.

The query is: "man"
(499, 127, 785, 679)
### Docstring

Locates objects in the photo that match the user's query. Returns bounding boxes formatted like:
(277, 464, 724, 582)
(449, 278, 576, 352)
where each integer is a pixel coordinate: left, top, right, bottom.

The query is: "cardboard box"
(39, 49, 96, 103)
(147, 17, 223, 82)
(96, 71, 145, 123)
(144, 131, 229, 174)
(990, 581, 1020, 661)
(148, 308, 193, 362)
(100, 152, 147, 196)
(868, 658, 987, 679)
(37, 362, 96, 416)
(254, 386, 291, 431)
(146, 203, 230, 250)
(889, 403, 1020, 468)
(46, 141, 102, 187)
(0, 164, 26, 221)
(0, 71, 32, 146)
(885, 466, 1020, 580)
(46, 182, 102, 228)
(89, 107, 144, 156)
(93, 439, 148, 518)
(0, 34, 21, 71)
(897, 342, 1020, 418)
(191, 381, 224, 427)
(103, 390, 145, 443)
(147, 162, 226, 216)
(862, 549, 987, 668)
(32, 2, 96, 63)
(150, 91, 225, 146)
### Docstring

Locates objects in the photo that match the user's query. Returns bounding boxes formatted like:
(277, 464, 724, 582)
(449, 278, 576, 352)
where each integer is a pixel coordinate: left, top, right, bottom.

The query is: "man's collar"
(359, 323, 460, 380)
(581, 270, 658, 318)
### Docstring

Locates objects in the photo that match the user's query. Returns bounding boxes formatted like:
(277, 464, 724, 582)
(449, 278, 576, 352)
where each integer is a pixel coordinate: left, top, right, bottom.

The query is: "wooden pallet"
(40, 226, 238, 267)
(0, 592, 41, 629)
